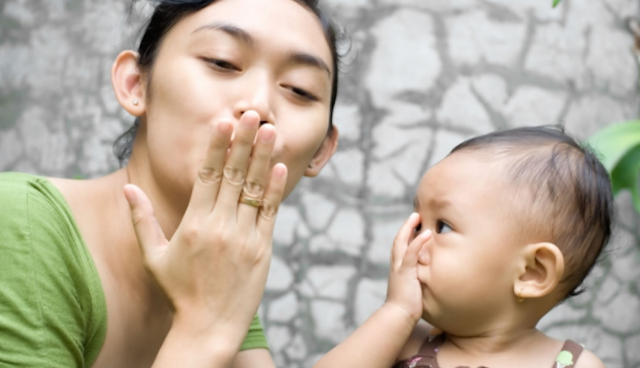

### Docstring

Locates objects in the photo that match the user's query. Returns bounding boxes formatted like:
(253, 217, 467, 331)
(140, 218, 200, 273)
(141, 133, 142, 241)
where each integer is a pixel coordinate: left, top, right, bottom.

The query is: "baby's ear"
(513, 242, 565, 301)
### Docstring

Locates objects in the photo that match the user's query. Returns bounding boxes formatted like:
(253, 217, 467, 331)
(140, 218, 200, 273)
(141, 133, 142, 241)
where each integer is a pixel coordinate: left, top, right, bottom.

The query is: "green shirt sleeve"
(0, 172, 267, 368)
(241, 314, 269, 351)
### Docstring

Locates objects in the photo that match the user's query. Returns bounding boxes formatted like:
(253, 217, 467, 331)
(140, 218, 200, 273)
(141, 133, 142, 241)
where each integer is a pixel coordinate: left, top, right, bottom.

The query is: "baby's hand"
(385, 213, 432, 327)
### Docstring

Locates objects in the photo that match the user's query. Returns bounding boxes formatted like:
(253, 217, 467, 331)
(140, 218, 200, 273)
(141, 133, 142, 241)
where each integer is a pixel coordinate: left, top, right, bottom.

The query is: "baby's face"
(413, 152, 526, 335)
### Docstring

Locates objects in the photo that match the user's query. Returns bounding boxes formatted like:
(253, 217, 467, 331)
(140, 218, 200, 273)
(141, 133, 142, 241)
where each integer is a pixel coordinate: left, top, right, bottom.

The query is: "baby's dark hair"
(450, 126, 614, 299)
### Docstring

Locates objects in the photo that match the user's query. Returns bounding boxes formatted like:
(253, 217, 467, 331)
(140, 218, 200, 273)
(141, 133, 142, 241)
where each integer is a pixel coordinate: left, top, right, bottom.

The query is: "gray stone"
(367, 160, 407, 198)
(586, 26, 637, 96)
(80, 1, 127, 54)
(428, 129, 472, 167)
(368, 216, 406, 265)
(327, 208, 365, 255)
(625, 334, 640, 365)
(266, 256, 294, 292)
(378, 0, 479, 11)
(285, 334, 308, 361)
(0, 129, 23, 171)
(301, 191, 336, 231)
(301, 265, 357, 299)
(308, 234, 337, 254)
(611, 239, 640, 284)
(26, 26, 70, 95)
(311, 300, 348, 343)
(268, 292, 299, 323)
(472, 74, 508, 113)
(447, 10, 527, 67)
(372, 123, 432, 159)
(355, 278, 387, 325)
(267, 326, 292, 353)
(366, 9, 441, 108)
(525, 23, 588, 89)
(330, 148, 364, 186)
(593, 289, 640, 334)
(437, 77, 494, 134)
(3, 0, 36, 26)
(484, 0, 562, 21)
(564, 95, 630, 141)
(274, 205, 303, 245)
(333, 103, 362, 142)
(504, 86, 567, 127)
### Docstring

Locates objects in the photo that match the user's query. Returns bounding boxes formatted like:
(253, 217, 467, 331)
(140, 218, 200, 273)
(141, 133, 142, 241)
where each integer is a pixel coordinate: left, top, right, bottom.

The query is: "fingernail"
(274, 163, 287, 178)
(123, 185, 137, 205)
(242, 111, 259, 127)
(217, 120, 233, 134)
(260, 126, 275, 142)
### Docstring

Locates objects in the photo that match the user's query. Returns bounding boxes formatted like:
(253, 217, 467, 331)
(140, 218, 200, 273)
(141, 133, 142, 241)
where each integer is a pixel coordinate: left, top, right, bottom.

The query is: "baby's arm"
(313, 214, 433, 368)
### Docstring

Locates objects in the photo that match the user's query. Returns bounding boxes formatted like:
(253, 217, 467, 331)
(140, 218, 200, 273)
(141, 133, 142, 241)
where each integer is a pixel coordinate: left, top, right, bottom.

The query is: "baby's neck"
(444, 326, 543, 355)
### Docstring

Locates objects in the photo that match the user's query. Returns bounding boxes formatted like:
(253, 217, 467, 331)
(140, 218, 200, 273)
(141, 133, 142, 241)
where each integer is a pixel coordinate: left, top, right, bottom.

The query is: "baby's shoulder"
(574, 348, 605, 368)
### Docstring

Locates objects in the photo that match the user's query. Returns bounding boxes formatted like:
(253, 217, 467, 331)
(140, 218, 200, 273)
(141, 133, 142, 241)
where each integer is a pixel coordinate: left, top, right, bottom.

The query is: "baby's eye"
(414, 222, 422, 233)
(436, 220, 453, 234)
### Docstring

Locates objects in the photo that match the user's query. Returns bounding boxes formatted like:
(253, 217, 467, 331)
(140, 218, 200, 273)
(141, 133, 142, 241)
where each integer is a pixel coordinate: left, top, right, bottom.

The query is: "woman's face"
(137, 0, 335, 201)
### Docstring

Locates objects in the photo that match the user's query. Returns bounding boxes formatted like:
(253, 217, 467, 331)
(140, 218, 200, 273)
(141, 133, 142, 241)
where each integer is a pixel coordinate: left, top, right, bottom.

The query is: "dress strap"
(417, 333, 446, 356)
(552, 340, 584, 368)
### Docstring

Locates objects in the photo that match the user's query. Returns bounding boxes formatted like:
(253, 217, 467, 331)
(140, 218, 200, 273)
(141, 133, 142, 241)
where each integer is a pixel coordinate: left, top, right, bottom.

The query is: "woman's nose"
(234, 73, 275, 125)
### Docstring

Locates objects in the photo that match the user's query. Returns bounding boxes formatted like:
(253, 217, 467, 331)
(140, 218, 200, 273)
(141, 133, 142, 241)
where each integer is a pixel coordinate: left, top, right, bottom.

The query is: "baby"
(314, 126, 612, 368)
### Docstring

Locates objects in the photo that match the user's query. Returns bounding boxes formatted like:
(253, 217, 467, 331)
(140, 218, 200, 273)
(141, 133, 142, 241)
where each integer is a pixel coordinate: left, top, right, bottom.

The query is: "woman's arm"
(312, 218, 433, 368)
(125, 111, 286, 368)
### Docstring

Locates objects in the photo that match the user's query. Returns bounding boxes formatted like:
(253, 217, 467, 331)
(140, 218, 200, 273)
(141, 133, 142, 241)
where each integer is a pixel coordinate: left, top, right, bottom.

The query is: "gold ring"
(239, 196, 263, 208)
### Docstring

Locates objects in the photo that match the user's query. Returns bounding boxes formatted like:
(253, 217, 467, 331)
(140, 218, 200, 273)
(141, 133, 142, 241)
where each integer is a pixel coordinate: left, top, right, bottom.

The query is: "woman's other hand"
(123, 110, 287, 361)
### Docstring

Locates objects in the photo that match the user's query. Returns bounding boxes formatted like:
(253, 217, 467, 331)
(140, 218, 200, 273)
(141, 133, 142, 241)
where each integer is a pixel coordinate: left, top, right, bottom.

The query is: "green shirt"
(0, 172, 267, 367)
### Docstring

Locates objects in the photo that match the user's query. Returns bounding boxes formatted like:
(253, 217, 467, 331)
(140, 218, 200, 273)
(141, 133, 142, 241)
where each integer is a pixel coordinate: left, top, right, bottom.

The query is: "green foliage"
(587, 121, 640, 213)
(553, 0, 562, 8)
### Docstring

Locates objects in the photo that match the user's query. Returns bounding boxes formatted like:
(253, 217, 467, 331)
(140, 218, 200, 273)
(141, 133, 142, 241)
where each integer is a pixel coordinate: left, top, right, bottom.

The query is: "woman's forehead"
(166, 0, 333, 66)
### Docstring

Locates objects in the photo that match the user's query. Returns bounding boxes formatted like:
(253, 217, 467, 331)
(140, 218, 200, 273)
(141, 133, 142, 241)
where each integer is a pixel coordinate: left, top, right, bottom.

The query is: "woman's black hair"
(114, 0, 341, 165)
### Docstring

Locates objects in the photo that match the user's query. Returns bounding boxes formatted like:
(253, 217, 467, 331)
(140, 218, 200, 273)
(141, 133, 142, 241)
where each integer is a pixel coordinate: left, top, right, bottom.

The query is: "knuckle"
(243, 180, 265, 198)
(182, 224, 201, 244)
(259, 201, 279, 220)
(223, 166, 246, 186)
(198, 168, 223, 186)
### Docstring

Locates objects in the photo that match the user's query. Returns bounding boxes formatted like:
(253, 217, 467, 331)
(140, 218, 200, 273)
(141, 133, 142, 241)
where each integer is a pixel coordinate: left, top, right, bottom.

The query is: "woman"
(0, 0, 340, 367)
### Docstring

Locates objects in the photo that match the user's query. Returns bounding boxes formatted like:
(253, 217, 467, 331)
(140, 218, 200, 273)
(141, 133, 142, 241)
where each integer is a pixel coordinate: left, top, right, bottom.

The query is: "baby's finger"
(391, 213, 420, 266)
(401, 229, 432, 271)
(187, 120, 234, 217)
(256, 163, 288, 239)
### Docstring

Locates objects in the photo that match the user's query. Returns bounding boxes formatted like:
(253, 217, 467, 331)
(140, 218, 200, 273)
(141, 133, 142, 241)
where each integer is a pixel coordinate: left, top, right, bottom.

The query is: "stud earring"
(132, 99, 139, 106)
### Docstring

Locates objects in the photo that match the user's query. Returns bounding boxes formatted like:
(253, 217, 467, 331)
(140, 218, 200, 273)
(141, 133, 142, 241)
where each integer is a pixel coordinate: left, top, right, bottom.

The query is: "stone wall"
(1, 0, 639, 367)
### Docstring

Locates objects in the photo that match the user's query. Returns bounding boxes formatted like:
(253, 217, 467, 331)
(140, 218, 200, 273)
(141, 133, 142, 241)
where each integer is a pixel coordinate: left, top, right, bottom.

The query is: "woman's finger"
(186, 119, 234, 217)
(123, 184, 169, 262)
(214, 111, 261, 214)
(237, 124, 276, 225)
(391, 213, 420, 268)
(256, 163, 288, 238)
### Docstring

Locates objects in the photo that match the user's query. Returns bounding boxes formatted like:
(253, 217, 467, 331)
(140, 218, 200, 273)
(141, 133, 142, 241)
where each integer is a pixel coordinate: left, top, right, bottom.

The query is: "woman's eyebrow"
(287, 52, 332, 78)
(192, 22, 255, 47)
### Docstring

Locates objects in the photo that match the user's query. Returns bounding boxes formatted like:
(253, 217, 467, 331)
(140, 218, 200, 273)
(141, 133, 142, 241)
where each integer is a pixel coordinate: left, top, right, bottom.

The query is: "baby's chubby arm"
(313, 214, 433, 368)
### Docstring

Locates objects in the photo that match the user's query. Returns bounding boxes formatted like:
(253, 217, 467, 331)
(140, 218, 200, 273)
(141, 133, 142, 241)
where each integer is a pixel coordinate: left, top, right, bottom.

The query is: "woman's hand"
(385, 213, 432, 328)
(123, 111, 287, 365)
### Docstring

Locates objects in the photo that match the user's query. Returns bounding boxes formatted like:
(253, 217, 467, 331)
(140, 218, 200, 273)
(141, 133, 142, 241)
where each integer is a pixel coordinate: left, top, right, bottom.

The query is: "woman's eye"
(289, 86, 318, 102)
(204, 58, 239, 71)
(436, 220, 453, 234)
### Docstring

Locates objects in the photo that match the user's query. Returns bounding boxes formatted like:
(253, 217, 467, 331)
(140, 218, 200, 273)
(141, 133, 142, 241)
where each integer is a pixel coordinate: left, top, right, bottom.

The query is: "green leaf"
(553, 0, 562, 8)
(587, 121, 640, 213)
(610, 145, 640, 213)
(586, 120, 640, 171)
